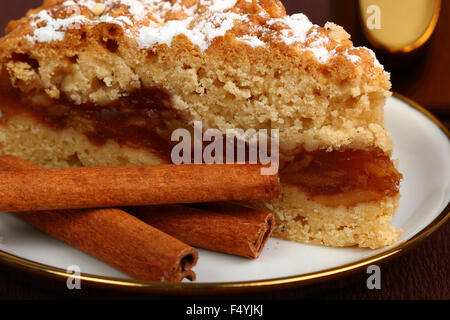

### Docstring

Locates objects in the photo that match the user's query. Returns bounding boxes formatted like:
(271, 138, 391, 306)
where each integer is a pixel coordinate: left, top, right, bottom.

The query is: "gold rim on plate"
(0, 93, 448, 295)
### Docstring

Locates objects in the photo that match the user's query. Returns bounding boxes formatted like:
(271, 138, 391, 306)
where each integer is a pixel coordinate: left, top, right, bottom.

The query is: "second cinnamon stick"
(130, 203, 274, 259)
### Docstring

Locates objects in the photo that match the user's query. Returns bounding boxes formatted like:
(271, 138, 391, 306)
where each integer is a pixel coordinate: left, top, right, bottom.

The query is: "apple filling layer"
(0, 85, 181, 162)
(281, 149, 402, 206)
(0, 86, 401, 206)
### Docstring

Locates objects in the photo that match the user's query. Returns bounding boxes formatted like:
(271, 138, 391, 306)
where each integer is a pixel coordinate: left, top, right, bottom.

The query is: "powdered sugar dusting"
(268, 14, 314, 45)
(206, 0, 238, 12)
(138, 12, 244, 50)
(27, 0, 143, 43)
(23, 0, 384, 69)
(344, 50, 362, 64)
(306, 36, 330, 63)
(27, 10, 88, 43)
(137, 1, 241, 50)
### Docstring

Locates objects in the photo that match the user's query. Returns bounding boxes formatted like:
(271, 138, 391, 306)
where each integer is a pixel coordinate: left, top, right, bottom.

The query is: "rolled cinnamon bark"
(130, 203, 274, 259)
(0, 163, 280, 212)
(0, 156, 198, 282)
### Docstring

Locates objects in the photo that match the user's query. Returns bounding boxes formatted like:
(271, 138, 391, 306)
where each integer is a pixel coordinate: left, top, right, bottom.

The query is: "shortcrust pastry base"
(251, 185, 401, 249)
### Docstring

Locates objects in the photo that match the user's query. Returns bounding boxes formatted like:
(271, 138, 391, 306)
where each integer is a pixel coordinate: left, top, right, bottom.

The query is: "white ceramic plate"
(0, 94, 449, 293)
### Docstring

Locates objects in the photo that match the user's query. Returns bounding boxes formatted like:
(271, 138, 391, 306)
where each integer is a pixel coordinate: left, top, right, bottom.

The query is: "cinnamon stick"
(0, 163, 280, 212)
(0, 156, 198, 282)
(130, 203, 274, 259)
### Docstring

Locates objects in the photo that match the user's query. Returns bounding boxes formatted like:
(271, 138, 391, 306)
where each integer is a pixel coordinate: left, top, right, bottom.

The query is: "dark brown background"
(0, 0, 448, 300)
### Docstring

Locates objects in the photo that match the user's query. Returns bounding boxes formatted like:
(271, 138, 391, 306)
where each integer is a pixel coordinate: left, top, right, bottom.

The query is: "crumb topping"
(19, 0, 384, 69)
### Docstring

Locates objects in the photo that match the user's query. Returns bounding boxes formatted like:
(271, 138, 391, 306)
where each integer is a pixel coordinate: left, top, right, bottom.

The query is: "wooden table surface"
(0, 0, 448, 300)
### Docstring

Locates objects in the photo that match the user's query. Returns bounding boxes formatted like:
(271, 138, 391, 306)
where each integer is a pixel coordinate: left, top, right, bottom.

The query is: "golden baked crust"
(0, 0, 393, 157)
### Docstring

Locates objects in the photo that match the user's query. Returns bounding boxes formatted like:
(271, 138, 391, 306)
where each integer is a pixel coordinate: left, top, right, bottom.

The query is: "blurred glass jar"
(359, 0, 441, 54)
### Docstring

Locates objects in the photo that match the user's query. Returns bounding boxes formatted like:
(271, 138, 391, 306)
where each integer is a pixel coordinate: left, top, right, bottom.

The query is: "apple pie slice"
(0, 0, 402, 248)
